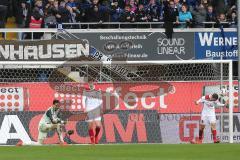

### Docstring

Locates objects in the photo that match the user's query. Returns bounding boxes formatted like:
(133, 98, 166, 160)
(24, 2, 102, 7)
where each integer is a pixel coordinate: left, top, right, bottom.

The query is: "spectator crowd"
(0, 0, 238, 30)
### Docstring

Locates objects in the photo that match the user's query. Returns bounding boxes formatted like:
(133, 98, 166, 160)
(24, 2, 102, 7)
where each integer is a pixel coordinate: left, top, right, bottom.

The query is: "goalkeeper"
(17, 100, 68, 146)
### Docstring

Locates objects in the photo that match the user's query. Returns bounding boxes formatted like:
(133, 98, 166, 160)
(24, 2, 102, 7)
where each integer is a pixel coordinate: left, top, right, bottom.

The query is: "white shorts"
(86, 107, 102, 122)
(38, 123, 55, 140)
(200, 115, 216, 125)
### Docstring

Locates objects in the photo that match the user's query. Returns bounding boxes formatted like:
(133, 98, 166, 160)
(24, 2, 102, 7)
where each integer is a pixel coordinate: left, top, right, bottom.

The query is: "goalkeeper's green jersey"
(39, 106, 61, 125)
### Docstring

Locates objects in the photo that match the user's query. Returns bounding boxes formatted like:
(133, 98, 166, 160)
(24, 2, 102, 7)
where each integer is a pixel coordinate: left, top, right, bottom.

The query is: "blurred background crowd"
(0, 0, 237, 31)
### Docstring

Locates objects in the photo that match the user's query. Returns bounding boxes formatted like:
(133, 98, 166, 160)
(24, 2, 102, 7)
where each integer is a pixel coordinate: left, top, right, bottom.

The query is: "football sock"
(89, 129, 94, 143)
(95, 126, 101, 138)
(212, 130, 217, 141)
(199, 129, 204, 141)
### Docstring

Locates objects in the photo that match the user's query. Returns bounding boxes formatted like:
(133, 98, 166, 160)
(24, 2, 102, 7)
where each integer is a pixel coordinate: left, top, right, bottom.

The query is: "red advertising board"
(0, 81, 238, 113)
(0, 111, 161, 145)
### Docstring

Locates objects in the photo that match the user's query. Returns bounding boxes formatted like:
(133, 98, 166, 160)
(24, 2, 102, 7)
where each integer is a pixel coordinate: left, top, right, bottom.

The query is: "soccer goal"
(0, 60, 235, 144)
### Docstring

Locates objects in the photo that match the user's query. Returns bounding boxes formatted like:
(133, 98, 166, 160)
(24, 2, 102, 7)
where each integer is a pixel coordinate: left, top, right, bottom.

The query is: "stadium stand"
(0, 0, 237, 33)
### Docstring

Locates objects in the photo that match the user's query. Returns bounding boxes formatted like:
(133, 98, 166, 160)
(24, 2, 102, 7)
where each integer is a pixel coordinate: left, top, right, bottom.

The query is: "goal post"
(229, 60, 233, 143)
(0, 59, 235, 144)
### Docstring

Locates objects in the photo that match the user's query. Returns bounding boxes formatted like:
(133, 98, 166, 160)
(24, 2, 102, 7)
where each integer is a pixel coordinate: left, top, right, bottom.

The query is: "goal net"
(0, 60, 235, 145)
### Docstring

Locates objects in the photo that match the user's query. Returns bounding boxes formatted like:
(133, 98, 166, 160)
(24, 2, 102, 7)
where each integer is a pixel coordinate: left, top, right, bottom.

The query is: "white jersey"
(197, 96, 225, 117)
(39, 106, 61, 125)
(83, 89, 103, 112)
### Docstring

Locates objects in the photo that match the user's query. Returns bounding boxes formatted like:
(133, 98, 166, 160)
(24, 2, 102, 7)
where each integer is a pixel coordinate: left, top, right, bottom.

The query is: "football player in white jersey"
(82, 79, 103, 144)
(16, 100, 68, 146)
(193, 93, 228, 144)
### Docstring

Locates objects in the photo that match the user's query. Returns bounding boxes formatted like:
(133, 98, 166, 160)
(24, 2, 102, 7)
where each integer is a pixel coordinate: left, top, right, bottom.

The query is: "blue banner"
(195, 32, 238, 60)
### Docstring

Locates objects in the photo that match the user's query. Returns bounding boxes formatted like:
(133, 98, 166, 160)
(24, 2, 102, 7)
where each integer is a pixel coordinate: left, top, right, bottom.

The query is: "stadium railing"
(0, 26, 236, 40)
(46, 21, 235, 29)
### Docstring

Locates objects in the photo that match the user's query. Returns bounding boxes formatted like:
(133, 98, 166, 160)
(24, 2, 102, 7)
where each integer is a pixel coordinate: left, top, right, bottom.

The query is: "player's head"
(88, 77, 95, 90)
(210, 93, 219, 101)
(53, 99, 60, 108)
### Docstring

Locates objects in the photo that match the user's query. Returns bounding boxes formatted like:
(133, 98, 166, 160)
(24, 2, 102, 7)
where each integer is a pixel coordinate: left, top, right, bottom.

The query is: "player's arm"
(56, 110, 68, 124)
(195, 96, 207, 105)
(46, 109, 65, 124)
(195, 99, 200, 105)
(216, 99, 229, 107)
(46, 109, 57, 123)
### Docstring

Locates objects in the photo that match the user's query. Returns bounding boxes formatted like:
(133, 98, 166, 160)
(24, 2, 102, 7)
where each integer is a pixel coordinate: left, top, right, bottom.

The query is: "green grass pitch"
(0, 144, 239, 160)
